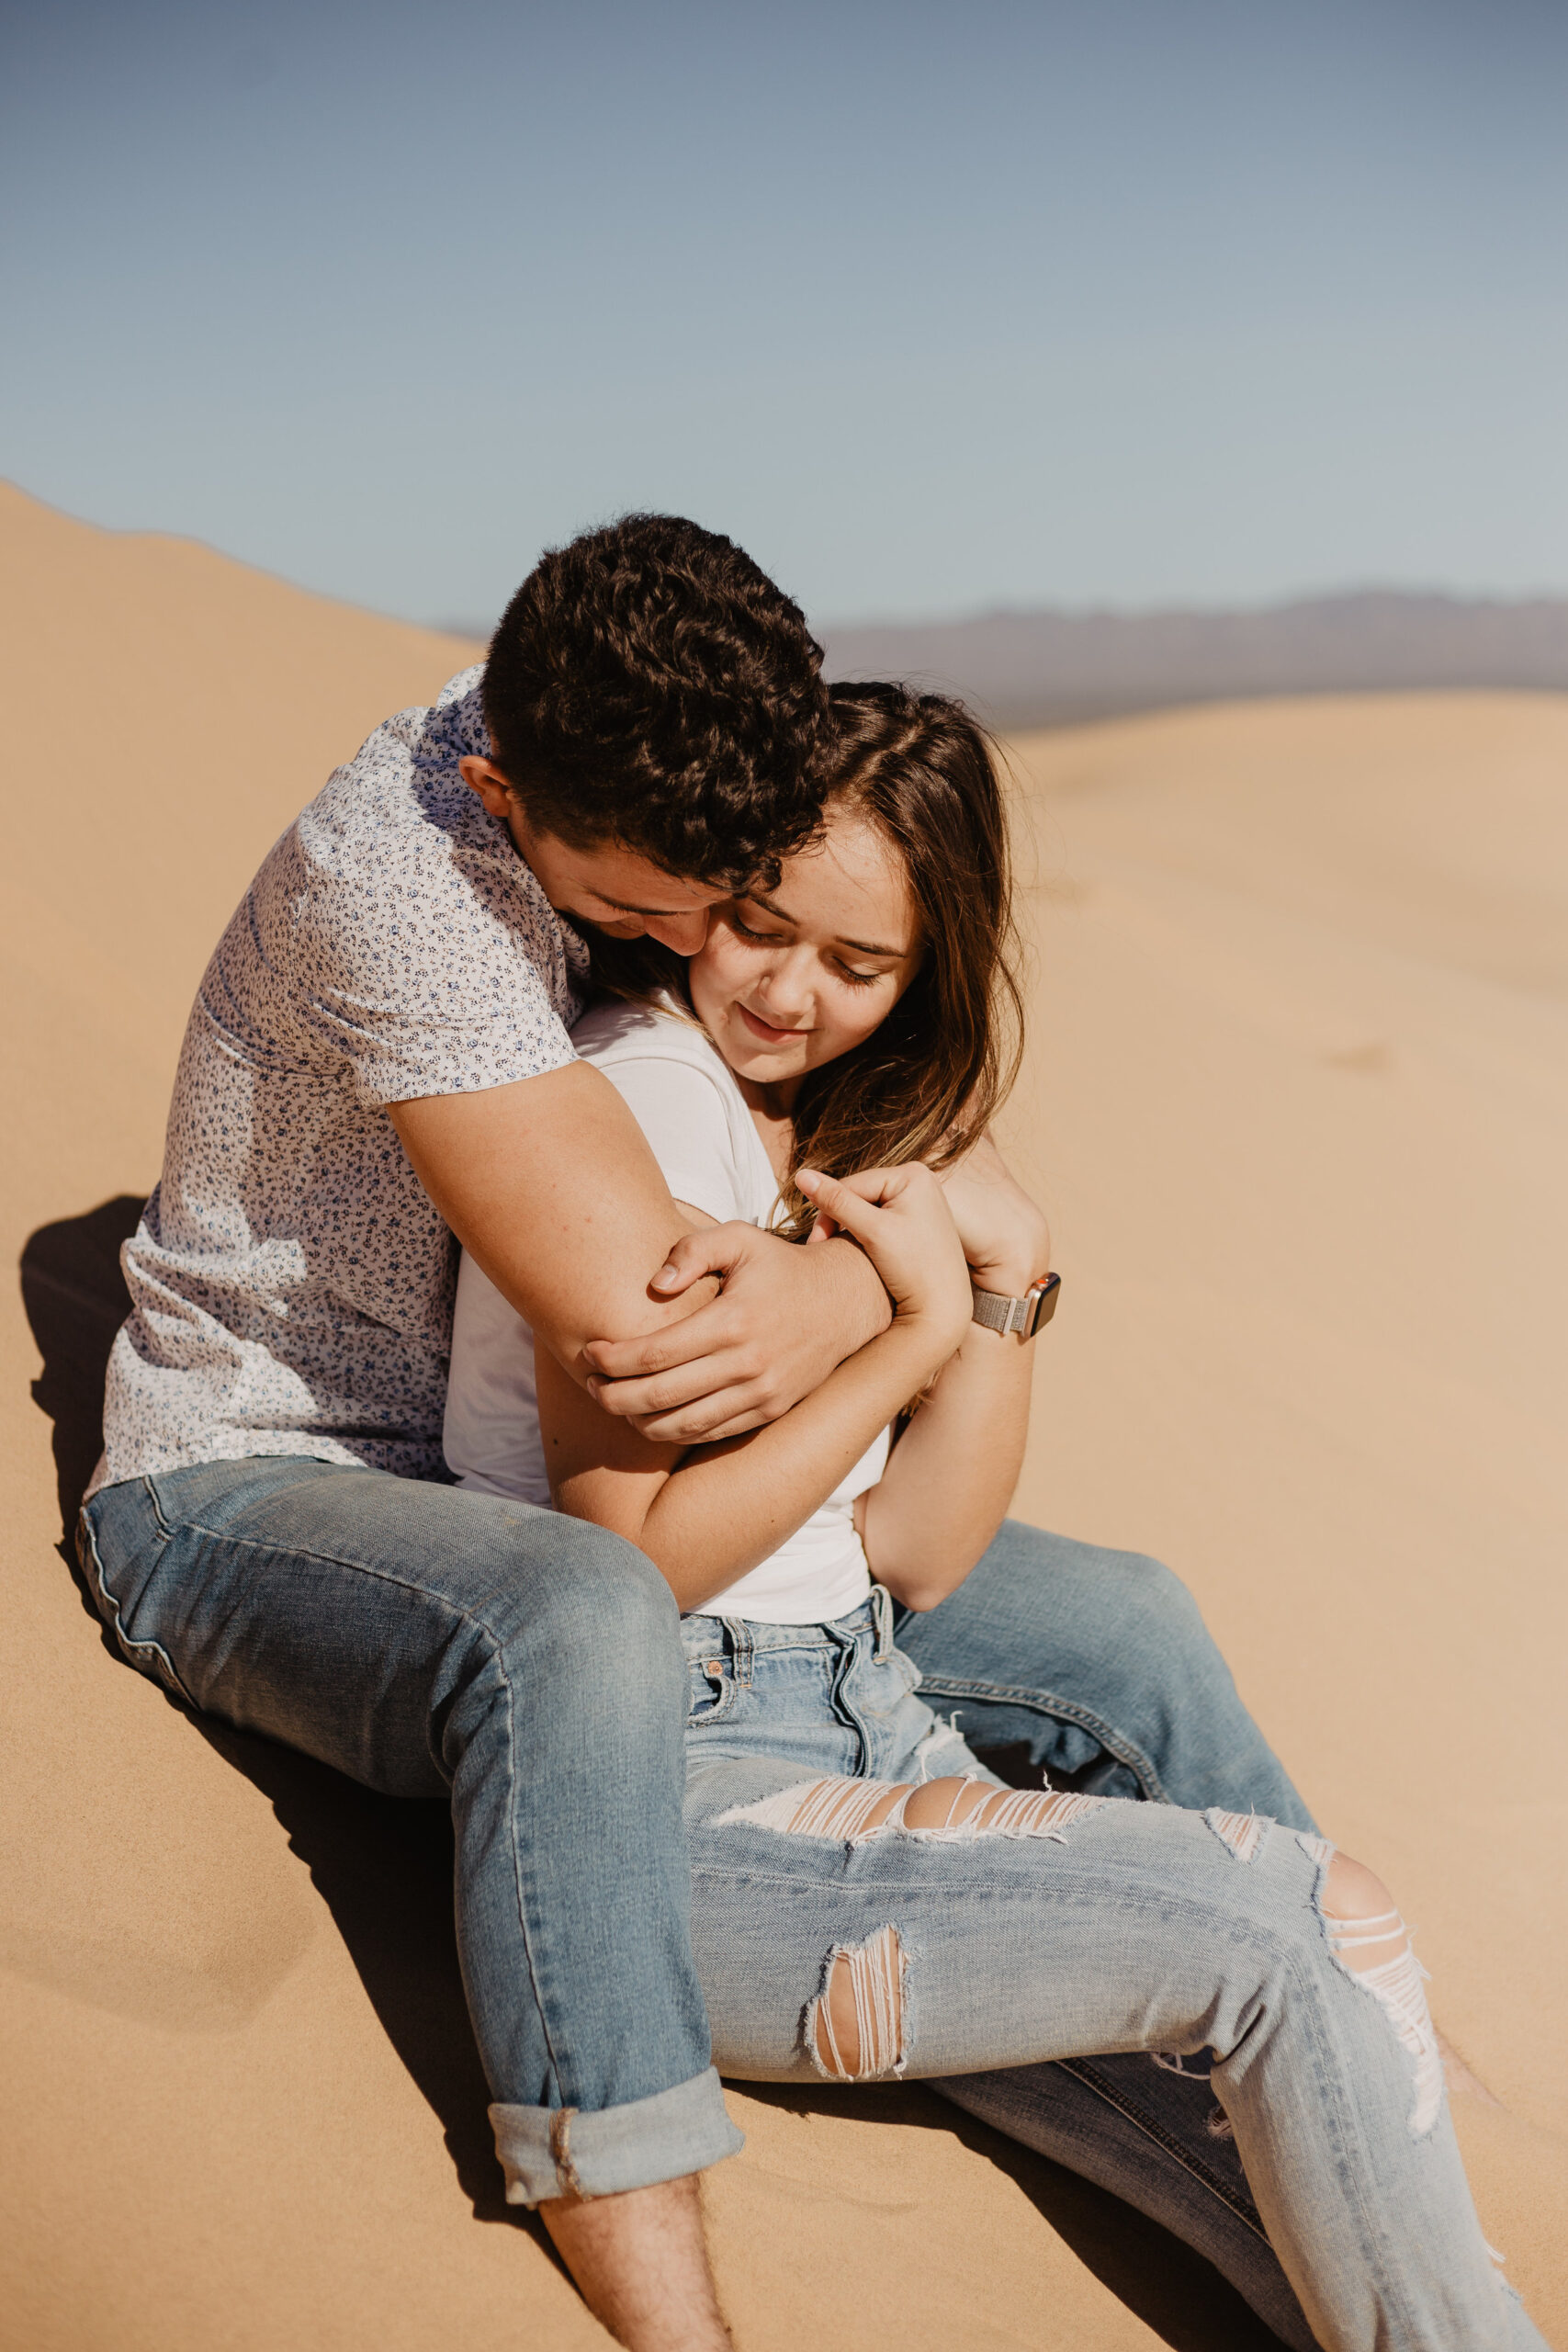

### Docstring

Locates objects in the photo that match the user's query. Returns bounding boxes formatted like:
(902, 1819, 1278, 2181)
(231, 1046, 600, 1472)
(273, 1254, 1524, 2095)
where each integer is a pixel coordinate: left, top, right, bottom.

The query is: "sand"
(3, 481, 1563, 2348)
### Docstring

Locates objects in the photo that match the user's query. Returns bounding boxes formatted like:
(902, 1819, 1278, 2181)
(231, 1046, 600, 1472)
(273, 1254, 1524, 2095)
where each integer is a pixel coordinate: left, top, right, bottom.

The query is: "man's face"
(459, 755, 728, 954)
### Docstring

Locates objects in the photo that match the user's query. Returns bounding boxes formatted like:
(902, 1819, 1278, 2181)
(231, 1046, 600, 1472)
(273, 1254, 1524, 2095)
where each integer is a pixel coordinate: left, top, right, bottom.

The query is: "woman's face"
(688, 800, 923, 1098)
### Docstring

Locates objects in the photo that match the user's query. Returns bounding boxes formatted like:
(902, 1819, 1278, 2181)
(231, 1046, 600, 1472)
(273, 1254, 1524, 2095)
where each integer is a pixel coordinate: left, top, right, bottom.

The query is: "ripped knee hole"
(809, 1925, 907, 2081)
(720, 1774, 1109, 1845)
(1313, 1841, 1442, 2139)
(1321, 1851, 1409, 1968)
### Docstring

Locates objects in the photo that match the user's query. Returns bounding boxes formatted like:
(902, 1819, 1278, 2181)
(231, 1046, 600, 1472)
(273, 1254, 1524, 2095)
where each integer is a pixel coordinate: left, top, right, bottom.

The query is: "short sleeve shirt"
(93, 668, 589, 1492)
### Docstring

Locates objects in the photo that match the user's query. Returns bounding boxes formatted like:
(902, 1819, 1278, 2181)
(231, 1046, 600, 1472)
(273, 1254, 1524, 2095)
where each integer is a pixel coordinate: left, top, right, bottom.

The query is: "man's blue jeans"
(79, 1458, 1314, 2206)
(894, 1518, 1314, 1826)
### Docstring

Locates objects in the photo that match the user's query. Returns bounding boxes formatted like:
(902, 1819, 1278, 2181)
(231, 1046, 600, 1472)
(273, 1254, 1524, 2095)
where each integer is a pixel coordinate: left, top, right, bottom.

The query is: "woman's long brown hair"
(586, 680, 1025, 1232)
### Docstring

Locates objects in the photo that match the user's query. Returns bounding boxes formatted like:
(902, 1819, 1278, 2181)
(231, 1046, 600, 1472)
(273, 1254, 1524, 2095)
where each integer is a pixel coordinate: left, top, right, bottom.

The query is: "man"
(81, 514, 1308, 2352)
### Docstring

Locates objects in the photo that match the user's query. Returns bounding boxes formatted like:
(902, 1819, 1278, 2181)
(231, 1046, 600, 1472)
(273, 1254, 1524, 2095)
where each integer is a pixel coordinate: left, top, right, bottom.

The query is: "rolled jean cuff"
(490, 2067, 744, 2205)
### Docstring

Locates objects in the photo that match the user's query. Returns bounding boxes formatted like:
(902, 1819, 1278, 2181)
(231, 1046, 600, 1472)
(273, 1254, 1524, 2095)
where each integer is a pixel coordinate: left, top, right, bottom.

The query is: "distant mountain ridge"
(817, 590, 1568, 729)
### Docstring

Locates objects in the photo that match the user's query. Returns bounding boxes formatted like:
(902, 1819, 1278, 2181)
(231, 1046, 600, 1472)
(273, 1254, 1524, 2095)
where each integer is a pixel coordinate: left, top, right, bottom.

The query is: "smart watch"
(969, 1271, 1061, 1339)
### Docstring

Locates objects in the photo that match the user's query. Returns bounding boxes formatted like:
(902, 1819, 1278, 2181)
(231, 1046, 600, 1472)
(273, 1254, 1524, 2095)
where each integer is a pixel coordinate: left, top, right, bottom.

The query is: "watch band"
(970, 1271, 1061, 1338)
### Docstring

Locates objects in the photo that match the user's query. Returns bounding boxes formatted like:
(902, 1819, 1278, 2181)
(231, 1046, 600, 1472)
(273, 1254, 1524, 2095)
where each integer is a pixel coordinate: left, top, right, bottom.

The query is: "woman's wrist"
(817, 1231, 896, 1346)
(964, 1205, 1051, 1304)
(966, 1254, 1050, 1301)
(876, 1304, 967, 1388)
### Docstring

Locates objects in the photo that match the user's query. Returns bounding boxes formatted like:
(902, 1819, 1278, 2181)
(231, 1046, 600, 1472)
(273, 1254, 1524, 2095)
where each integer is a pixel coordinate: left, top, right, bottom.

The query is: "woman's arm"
(538, 1164, 974, 1614)
(393, 1063, 890, 1443)
(852, 1136, 1052, 1611)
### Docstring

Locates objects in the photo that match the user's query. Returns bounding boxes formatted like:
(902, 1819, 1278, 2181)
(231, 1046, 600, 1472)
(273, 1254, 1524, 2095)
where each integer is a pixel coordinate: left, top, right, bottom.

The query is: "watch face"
(1032, 1272, 1061, 1330)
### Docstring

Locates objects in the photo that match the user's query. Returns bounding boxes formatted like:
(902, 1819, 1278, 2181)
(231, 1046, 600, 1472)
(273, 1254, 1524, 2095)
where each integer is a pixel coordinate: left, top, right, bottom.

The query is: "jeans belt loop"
(872, 1583, 895, 1661)
(719, 1615, 755, 1690)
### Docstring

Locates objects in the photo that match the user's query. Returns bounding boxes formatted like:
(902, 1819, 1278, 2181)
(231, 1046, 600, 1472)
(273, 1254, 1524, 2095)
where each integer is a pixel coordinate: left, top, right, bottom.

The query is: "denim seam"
(905, 1676, 1171, 1804)
(688, 1864, 1295, 1945)
(1286, 1853, 1429, 2332)
(492, 1607, 570, 2109)
(143, 1475, 176, 1542)
(1053, 2058, 1269, 2243)
(134, 1484, 571, 2106)
(77, 1492, 197, 1707)
(1269, 1935, 1424, 2335)
(826, 1623, 878, 1777)
(691, 1852, 1323, 1984)
(1190, 1838, 1416, 2335)
(717, 1617, 755, 1692)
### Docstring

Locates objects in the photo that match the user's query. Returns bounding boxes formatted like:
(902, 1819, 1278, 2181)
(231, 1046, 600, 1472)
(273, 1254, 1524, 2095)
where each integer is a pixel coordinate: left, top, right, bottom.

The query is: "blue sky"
(4, 0, 1565, 628)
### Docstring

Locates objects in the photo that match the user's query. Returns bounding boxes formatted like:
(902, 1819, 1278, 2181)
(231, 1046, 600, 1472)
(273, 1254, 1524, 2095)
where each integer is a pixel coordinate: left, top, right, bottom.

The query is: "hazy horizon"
(16, 478, 1563, 650)
(439, 580, 1568, 644)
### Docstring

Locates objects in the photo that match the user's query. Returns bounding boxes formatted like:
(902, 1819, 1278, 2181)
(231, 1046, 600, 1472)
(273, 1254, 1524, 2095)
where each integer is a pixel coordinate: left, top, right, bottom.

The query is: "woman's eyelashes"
(728, 911, 885, 990)
(728, 911, 784, 946)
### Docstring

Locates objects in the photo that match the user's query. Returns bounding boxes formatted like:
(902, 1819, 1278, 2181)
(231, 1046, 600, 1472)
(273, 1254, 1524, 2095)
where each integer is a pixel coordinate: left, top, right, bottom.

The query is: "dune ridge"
(3, 483, 1563, 2347)
(821, 591, 1568, 730)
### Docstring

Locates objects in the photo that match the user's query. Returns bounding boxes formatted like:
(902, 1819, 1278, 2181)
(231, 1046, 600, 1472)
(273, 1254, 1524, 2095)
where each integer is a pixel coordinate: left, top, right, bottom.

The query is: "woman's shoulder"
(570, 993, 730, 1079)
(569, 993, 775, 1227)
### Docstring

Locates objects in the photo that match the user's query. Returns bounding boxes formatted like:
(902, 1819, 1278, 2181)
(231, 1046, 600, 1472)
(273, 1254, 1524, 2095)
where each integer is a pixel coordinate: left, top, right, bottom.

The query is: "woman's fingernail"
(651, 1263, 679, 1290)
(585, 1376, 601, 1398)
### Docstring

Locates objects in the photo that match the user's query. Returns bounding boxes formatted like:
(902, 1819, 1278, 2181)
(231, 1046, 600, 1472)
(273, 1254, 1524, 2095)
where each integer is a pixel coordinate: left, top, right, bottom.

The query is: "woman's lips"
(736, 1002, 807, 1046)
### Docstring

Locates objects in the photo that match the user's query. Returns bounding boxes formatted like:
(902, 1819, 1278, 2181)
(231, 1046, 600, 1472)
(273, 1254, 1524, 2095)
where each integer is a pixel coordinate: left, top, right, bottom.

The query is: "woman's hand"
(795, 1164, 973, 1358)
(938, 1133, 1052, 1296)
(847, 1139, 1045, 1614)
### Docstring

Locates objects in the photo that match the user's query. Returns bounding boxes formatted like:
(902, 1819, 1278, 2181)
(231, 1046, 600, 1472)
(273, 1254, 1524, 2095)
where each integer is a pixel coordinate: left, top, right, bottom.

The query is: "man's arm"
(389, 1060, 891, 1434)
(536, 1163, 974, 1613)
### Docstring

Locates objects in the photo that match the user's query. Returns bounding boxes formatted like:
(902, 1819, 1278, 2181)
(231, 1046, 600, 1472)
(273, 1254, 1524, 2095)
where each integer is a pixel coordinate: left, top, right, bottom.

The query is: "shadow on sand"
(21, 1194, 1289, 2348)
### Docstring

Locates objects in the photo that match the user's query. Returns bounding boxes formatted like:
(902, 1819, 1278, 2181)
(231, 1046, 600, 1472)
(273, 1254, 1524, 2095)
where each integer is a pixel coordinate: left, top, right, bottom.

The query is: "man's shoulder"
(237, 663, 583, 1027)
(297, 667, 493, 876)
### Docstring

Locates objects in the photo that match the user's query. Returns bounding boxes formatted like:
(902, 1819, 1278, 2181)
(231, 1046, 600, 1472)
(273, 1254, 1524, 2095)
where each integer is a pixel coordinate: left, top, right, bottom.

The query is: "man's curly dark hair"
(481, 514, 830, 890)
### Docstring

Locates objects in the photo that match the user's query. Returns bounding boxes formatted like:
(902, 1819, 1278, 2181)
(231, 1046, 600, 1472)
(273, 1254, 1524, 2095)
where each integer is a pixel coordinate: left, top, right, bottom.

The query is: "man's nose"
(646, 907, 713, 955)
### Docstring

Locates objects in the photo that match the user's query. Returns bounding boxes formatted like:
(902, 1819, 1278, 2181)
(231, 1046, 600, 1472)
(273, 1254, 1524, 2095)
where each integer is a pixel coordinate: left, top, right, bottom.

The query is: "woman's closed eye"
(729, 911, 788, 946)
(731, 911, 885, 988)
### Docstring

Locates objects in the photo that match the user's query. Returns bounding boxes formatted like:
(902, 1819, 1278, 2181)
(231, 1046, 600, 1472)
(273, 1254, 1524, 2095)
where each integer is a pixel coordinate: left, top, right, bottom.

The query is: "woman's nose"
(755, 947, 815, 1018)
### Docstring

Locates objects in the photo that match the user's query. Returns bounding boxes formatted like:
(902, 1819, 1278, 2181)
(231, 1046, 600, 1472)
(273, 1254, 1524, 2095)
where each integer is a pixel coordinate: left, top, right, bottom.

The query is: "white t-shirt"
(443, 999, 888, 1623)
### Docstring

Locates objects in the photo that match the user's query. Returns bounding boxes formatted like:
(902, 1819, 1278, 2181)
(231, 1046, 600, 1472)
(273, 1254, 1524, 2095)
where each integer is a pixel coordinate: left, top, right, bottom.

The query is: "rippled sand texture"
(4, 481, 1563, 2347)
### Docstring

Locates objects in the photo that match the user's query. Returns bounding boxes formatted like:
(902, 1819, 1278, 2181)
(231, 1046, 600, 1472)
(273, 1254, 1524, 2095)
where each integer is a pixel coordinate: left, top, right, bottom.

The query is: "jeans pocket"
(855, 1641, 923, 1719)
(687, 1649, 737, 1724)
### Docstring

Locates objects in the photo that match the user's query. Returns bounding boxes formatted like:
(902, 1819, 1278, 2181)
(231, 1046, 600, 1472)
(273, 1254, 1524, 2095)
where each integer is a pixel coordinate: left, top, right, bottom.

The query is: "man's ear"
(458, 753, 515, 821)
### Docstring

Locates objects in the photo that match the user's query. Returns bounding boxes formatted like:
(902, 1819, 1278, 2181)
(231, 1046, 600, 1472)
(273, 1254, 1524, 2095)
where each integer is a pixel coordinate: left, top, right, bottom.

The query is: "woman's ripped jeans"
(678, 1596, 1543, 2352)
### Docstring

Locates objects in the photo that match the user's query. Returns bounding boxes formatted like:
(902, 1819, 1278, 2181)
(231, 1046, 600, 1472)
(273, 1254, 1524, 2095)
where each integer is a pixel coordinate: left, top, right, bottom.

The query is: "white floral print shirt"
(93, 668, 588, 1492)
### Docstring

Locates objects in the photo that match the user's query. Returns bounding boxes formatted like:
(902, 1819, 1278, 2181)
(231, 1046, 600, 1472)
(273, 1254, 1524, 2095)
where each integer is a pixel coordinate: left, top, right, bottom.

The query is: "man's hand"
(390, 1060, 891, 1441)
(584, 1223, 892, 1442)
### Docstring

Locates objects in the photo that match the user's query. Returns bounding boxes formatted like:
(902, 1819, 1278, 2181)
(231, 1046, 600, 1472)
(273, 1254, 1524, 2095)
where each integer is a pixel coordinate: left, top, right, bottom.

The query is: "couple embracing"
(81, 516, 1539, 2350)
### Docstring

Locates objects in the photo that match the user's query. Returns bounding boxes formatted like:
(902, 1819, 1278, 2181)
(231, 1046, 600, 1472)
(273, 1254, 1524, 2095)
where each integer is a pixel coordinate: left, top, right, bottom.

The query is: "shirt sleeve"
(285, 836, 577, 1110)
(590, 1050, 752, 1225)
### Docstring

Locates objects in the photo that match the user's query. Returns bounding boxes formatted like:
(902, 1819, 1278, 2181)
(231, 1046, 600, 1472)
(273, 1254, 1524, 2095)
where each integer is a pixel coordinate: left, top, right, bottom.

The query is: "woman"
(445, 684, 1540, 2351)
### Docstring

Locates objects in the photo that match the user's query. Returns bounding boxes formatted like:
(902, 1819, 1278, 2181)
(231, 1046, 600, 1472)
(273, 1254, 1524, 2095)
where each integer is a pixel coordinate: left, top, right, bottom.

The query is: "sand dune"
(4, 483, 1564, 2347)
